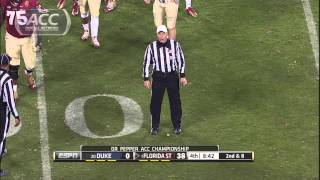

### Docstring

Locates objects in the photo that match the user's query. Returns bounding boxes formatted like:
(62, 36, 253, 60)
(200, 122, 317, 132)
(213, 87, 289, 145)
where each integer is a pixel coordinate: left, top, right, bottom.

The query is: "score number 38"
(176, 153, 186, 159)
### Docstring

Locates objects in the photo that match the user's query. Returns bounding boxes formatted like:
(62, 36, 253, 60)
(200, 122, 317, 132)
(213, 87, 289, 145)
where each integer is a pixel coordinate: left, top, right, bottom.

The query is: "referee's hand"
(144, 80, 152, 89)
(180, 78, 188, 86)
(14, 118, 21, 127)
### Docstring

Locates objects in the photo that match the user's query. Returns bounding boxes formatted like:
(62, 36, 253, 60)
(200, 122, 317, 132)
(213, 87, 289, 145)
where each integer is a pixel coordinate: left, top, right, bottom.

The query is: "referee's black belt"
(152, 71, 178, 77)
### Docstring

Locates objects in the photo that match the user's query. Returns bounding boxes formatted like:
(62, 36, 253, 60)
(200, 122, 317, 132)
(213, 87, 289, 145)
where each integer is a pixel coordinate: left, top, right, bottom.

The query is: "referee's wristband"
(180, 73, 186, 78)
(144, 77, 149, 81)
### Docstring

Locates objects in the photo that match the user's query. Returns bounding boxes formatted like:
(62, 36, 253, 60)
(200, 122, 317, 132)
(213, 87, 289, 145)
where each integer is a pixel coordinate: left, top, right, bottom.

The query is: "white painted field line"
(301, 0, 319, 77)
(35, 51, 52, 180)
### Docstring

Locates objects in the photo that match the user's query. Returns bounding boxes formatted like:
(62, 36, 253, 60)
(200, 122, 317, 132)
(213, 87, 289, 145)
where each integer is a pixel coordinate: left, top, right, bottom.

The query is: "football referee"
(143, 25, 188, 135)
(0, 54, 21, 177)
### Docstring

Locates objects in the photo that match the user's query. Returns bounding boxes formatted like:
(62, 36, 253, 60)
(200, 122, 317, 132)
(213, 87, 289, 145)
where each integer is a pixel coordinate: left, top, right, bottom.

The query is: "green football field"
(0, 0, 319, 179)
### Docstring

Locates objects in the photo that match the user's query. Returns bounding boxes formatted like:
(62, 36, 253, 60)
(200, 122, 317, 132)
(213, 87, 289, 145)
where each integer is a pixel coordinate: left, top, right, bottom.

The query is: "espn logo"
(54, 151, 80, 161)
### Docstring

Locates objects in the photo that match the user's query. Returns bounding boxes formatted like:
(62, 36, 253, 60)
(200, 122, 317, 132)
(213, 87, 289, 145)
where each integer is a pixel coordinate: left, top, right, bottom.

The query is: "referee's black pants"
(150, 71, 182, 129)
(0, 104, 10, 163)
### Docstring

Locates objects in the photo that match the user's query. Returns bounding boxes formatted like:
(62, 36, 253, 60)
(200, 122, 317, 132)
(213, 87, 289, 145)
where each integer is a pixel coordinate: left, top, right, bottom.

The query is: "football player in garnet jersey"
(0, 0, 39, 99)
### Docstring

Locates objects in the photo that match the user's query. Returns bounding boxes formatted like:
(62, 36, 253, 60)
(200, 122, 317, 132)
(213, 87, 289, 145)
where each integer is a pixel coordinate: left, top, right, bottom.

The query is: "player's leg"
(88, 0, 102, 48)
(57, 0, 66, 9)
(79, 0, 90, 41)
(72, 0, 80, 16)
(185, 0, 191, 8)
(167, 74, 182, 134)
(165, 1, 178, 40)
(104, 0, 117, 13)
(57, 0, 79, 15)
(168, 27, 176, 40)
(104, 0, 108, 13)
(22, 37, 37, 90)
(153, 0, 164, 29)
(6, 33, 22, 99)
(8, 65, 19, 99)
(37, 2, 48, 13)
(185, 0, 197, 17)
(21, 37, 37, 90)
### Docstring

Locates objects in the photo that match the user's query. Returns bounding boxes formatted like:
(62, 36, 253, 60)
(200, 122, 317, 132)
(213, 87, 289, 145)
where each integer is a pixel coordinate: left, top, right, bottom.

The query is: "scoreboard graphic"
(54, 146, 254, 162)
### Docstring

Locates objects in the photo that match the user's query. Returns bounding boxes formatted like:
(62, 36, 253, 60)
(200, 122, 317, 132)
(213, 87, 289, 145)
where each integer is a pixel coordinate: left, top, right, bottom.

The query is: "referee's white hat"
(157, 25, 168, 34)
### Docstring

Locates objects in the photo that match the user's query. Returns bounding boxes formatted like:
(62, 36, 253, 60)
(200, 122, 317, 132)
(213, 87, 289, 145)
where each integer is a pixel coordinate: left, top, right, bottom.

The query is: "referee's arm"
(176, 42, 186, 78)
(143, 44, 154, 81)
(4, 80, 19, 118)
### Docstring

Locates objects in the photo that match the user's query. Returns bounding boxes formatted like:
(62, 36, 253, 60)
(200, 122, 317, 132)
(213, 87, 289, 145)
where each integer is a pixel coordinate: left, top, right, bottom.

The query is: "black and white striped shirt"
(143, 40, 186, 80)
(0, 69, 19, 118)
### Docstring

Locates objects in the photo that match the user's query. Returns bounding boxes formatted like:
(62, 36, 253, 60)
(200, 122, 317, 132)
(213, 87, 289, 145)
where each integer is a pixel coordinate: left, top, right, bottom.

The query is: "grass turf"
(0, 0, 319, 179)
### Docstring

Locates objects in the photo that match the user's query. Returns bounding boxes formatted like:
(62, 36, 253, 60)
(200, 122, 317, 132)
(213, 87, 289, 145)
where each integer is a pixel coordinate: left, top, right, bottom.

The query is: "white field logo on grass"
(7, 9, 71, 36)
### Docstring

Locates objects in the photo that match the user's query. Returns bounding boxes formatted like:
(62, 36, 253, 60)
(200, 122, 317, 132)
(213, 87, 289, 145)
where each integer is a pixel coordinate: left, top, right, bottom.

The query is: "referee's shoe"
(150, 128, 159, 135)
(174, 128, 182, 135)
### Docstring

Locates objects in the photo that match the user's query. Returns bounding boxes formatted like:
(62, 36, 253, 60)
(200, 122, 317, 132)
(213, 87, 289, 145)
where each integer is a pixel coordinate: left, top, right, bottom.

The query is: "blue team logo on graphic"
(9, 9, 71, 36)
